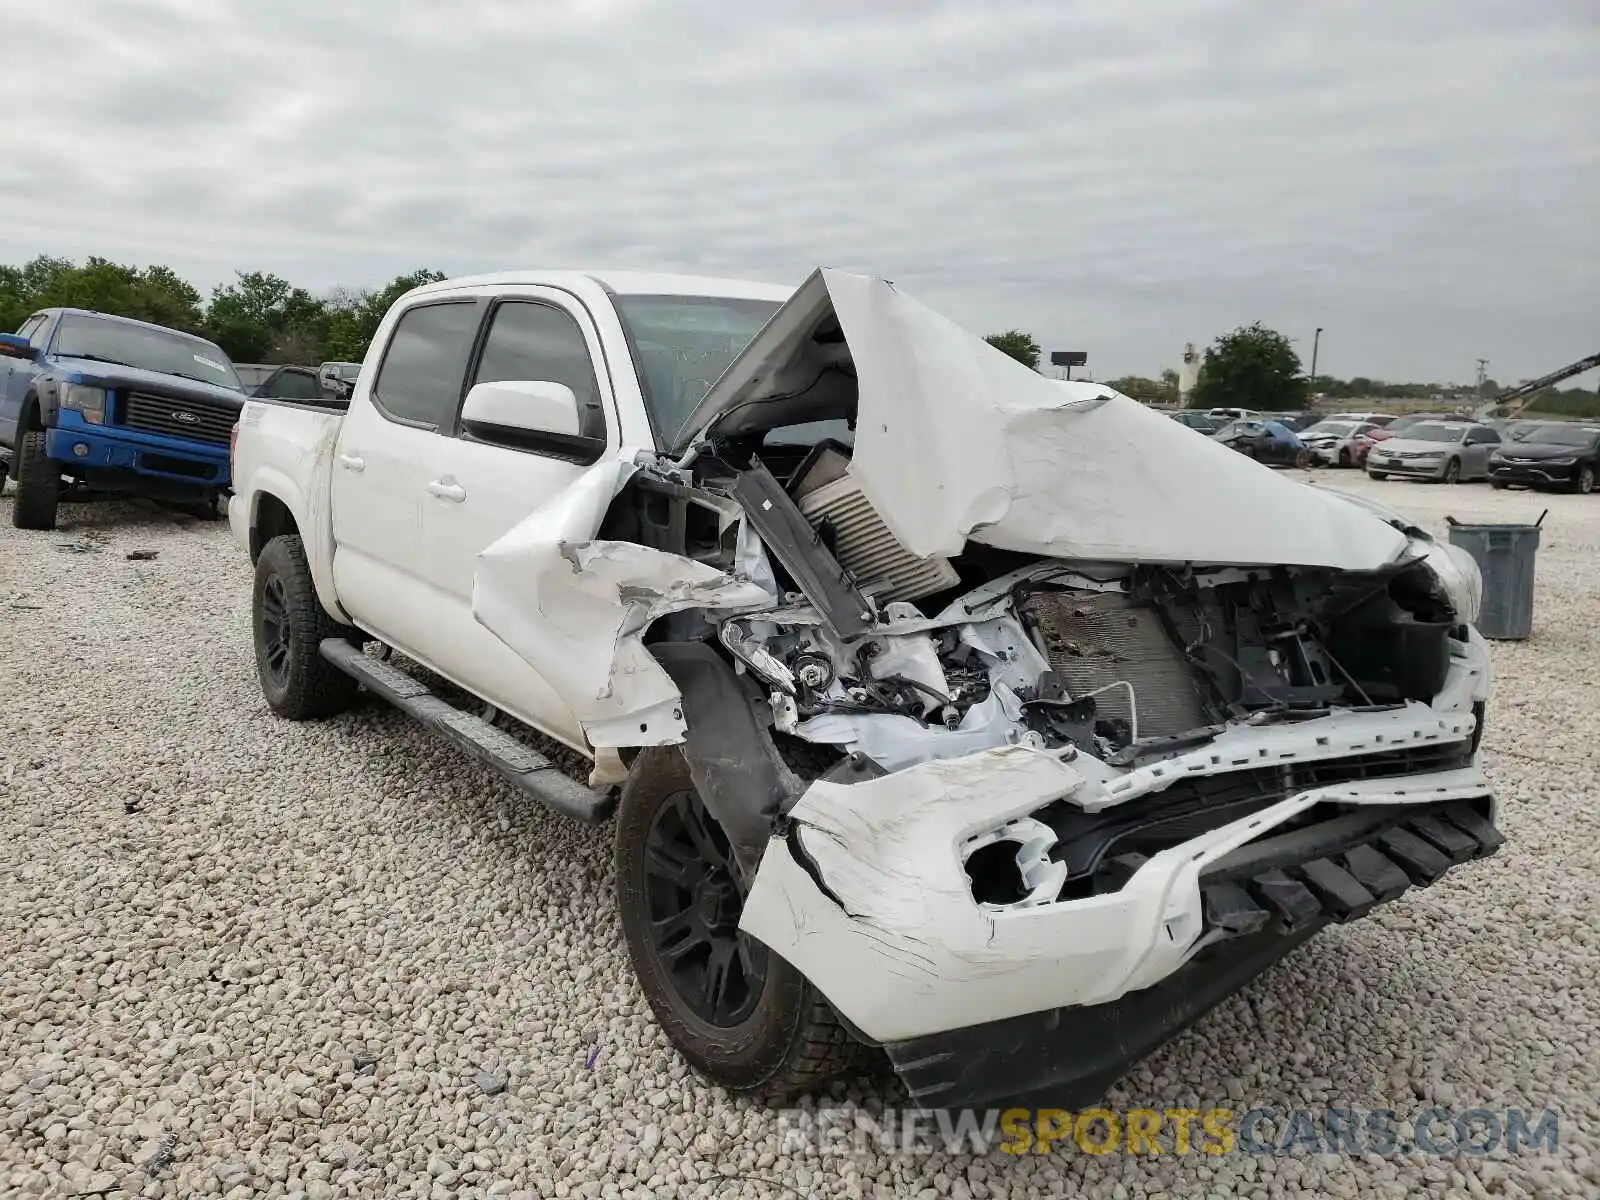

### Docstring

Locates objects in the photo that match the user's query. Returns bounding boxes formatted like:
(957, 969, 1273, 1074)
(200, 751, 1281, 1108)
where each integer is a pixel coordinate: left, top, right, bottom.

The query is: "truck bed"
(229, 398, 346, 620)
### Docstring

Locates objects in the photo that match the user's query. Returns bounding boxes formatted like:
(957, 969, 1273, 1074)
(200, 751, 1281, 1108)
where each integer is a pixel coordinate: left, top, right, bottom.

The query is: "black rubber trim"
(886, 924, 1324, 1112)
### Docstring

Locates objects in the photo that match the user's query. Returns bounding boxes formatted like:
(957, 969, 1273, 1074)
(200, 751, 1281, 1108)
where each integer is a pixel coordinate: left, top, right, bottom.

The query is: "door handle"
(427, 479, 467, 503)
(338, 453, 365, 472)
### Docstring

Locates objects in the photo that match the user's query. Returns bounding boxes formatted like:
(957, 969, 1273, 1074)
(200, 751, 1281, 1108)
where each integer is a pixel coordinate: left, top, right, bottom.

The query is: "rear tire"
(615, 746, 857, 1096)
(10, 430, 60, 530)
(252, 534, 361, 719)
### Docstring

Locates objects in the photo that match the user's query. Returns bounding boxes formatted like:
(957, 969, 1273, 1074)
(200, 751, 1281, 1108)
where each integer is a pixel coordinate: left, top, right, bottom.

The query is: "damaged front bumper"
(739, 705, 1500, 1110)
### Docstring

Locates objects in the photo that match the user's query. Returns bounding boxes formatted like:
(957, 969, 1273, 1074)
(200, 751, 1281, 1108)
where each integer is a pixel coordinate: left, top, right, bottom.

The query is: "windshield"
(613, 294, 783, 443)
(53, 315, 240, 389)
(1406, 423, 1467, 443)
(1520, 425, 1599, 447)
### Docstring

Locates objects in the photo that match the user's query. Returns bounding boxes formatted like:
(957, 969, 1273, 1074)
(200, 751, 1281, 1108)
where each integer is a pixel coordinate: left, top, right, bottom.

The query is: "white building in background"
(1178, 342, 1201, 403)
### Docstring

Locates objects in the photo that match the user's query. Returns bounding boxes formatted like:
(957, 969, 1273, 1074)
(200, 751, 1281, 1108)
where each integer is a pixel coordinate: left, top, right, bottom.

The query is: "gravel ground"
(2, 474, 1597, 1199)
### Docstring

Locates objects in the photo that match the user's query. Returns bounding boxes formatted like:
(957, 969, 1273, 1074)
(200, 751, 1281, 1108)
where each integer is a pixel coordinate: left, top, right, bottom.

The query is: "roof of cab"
(37, 307, 223, 342)
(407, 270, 793, 303)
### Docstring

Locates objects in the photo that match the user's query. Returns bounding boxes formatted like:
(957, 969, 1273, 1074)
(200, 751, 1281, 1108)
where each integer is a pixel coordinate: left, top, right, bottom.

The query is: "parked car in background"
(1324, 411, 1395, 427)
(234, 363, 277, 393)
(1488, 424, 1600, 493)
(250, 365, 334, 402)
(1212, 417, 1309, 466)
(0, 308, 243, 528)
(1168, 410, 1220, 433)
(1206, 406, 1259, 422)
(1274, 413, 1320, 432)
(1356, 412, 1475, 464)
(1300, 419, 1378, 467)
(1366, 421, 1501, 483)
(317, 360, 363, 398)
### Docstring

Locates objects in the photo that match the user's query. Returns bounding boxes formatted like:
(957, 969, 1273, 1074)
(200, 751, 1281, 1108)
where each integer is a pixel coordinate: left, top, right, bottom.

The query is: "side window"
(372, 301, 481, 429)
(471, 301, 606, 441)
(16, 315, 46, 347)
(271, 370, 321, 400)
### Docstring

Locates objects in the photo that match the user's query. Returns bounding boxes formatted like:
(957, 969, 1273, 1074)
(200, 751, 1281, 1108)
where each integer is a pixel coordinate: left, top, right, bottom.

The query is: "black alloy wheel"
(259, 571, 292, 691)
(642, 788, 769, 1027)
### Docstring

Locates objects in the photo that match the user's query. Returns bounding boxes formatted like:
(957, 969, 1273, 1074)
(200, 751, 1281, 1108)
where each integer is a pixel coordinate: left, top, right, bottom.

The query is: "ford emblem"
(171, 410, 201, 425)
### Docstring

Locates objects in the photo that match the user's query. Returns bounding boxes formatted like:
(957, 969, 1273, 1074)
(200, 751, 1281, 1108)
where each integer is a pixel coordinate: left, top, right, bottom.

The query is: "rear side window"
(268, 369, 321, 400)
(472, 301, 606, 440)
(16, 314, 47, 346)
(373, 301, 481, 429)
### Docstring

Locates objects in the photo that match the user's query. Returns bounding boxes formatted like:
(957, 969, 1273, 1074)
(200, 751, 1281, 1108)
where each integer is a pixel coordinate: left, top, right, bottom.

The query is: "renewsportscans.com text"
(776, 1106, 1560, 1158)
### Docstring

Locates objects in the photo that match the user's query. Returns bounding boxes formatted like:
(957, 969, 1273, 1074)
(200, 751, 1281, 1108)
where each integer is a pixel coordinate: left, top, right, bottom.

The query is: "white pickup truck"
(230, 267, 1503, 1111)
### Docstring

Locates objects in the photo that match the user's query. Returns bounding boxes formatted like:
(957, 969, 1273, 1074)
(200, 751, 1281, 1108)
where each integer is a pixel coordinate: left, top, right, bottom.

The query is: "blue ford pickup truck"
(0, 308, 245, 529)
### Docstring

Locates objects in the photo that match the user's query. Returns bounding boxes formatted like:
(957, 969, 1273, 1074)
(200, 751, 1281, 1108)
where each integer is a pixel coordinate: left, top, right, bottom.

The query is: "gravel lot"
(2, 472, 1597, 1199)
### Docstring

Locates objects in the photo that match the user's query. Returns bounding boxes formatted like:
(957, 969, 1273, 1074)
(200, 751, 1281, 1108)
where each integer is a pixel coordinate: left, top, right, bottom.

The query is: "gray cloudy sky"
(2, 0, 1595, 385)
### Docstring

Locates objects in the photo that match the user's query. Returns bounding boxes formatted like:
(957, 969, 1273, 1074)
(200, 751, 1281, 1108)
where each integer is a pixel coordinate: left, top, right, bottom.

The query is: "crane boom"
(1478, 351, 1600, 417)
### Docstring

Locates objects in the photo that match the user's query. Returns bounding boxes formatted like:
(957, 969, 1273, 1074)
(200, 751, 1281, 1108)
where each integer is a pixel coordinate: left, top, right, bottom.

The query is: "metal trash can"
(1446, 512, 1544, 640)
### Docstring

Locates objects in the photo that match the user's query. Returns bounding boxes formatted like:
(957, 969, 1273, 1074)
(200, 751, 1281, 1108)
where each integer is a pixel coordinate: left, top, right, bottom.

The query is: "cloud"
(1, 0, 1594, 385)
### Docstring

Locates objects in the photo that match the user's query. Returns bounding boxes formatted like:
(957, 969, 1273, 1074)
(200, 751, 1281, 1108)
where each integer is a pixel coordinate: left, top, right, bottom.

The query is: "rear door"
(415, 289, 619, 745)
(330, 296, 484, 649)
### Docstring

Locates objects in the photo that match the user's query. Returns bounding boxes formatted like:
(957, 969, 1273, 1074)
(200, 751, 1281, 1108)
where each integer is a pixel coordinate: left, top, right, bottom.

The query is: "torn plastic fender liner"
(651, 642, 804, 874)
(472, 457, 776, 748)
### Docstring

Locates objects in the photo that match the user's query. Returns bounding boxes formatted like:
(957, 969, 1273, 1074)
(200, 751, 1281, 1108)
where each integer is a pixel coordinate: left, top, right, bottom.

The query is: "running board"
(319, 639, 615, 824)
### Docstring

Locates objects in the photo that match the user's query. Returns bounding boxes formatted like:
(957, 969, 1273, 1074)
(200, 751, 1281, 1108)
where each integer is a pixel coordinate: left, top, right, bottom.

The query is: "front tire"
(10, 431, 60, 530)
(1490, 479, 1509, 490)
(1575, 465, 1595, 495)
(252, 534, 360, 719)
(1368, 470, 1388, 481)
(1338, 448, 1352, 468)
(1442, 458, 1461, 484)
(615, 746, 857, 1096)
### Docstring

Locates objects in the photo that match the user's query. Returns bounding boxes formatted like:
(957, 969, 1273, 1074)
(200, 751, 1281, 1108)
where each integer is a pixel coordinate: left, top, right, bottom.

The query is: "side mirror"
(0, 333, 38, 361)
(461, 379, 581, 439)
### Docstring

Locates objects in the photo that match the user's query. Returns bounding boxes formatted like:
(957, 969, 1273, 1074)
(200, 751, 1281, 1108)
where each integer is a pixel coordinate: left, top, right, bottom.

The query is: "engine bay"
(600, 427, 1467, 777)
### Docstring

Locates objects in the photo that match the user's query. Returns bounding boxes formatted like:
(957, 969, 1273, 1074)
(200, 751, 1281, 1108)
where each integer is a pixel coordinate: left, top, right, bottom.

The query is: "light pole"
(1310, 327, 1323, 394)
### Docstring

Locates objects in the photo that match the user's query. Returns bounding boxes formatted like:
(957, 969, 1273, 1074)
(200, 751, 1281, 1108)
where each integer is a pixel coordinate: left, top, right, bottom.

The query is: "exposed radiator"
(795, 469, 958, 605)
(1019, 591, 1207, 738)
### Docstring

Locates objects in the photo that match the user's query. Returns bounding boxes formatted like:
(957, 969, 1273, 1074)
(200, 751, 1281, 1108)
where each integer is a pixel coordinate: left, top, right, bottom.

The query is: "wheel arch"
(244, 472, 350, 624)
(648, 641, 800, 876)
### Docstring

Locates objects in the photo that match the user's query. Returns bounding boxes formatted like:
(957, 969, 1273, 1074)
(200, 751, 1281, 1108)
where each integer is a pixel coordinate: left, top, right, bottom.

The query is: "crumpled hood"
(684, 268, 1408, 571)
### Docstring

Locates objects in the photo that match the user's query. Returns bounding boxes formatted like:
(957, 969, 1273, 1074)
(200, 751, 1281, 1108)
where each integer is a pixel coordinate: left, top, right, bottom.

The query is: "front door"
(417, 290, 622, 748)
(329, 296, 484, 652)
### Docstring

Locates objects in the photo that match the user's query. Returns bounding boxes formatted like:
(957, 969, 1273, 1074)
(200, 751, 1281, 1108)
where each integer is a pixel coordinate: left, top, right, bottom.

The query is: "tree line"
(0, 254, 444, 366)
(5, 255, 1592, 417)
